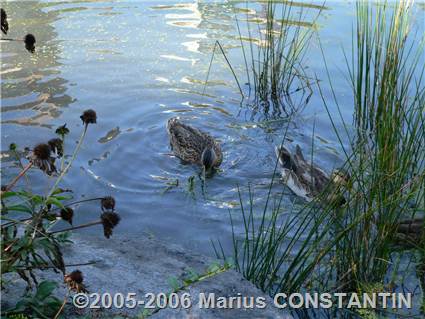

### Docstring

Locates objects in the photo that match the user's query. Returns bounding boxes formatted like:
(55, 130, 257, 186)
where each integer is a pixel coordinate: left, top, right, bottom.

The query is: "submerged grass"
(230, 0, 424, 316)
(238, 0, 323, 116)
(204, 0, 323, 117)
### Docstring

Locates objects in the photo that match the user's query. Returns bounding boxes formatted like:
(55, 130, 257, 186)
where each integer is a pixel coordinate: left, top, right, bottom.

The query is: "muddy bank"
(2, 233, 291, 318)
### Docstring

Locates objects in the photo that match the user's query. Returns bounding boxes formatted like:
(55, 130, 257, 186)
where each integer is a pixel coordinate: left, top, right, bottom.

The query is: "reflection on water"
(1, 1, 423, 258)
(1, 1, 73, 127)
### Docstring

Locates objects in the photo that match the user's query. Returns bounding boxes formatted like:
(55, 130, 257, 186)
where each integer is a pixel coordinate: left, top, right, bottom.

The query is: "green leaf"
(35, 281, 57, 301)
(0, 191, 18, 199)
(52, 188, 72, 196)
(46, 197, 65, 209)
(207, 262, 220, 273)
(52, 195, 73, 201)
(4, 204, 32, 213)
(167, 276, 180, 291)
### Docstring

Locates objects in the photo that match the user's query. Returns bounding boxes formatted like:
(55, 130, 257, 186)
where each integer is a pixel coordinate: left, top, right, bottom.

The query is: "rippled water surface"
(1, 1, 423, 254)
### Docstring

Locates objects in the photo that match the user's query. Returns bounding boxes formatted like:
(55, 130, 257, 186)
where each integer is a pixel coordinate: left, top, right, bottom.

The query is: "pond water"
(1, 1, 423, 256)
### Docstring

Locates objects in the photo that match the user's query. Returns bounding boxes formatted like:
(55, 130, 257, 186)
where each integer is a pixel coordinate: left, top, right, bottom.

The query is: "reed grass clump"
(204, 1, 323, 117)
(323, 0, 425, 295)
(241, 1, 320, 116)
(230, 0, 424, 316)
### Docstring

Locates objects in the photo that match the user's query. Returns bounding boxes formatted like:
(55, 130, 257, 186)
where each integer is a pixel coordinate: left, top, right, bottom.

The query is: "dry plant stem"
(59, 135, 66, 173)
(1, 197, 105, 228)
(51, 197, 105, 211)
(49, 220, 101, 234)
(15, 261, 98, 270)
(203, 41, 244, 98)
(11, 149, 31, 190)
(30, 125, 88, 239)
(53, 289, 70, 319)
(3, 162, 33, 193)
(0, 38, 24, 42)
(47, 125, 88, 199)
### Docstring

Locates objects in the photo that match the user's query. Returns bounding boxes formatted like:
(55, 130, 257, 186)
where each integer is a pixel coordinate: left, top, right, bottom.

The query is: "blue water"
(1, 0, 423, 256)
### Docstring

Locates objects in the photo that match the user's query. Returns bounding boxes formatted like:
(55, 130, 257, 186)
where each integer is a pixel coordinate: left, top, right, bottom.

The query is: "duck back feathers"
(167, 118, 222, 167)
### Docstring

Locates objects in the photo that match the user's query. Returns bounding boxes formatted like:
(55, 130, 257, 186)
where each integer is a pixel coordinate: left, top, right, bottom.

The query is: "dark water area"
(1, 0, 424, 257)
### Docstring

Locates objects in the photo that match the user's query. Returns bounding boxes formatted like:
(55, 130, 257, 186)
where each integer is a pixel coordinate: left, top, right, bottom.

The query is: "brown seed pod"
(24, 33, 36, 53)
(48, 138, 64, 157)
(1, 8, 8, 35)
(101, 196, 116, 211)
(100, 212, 121, 238)
(33, 143, 51, 161)
(80, 109, 97, 125)
(60, 207, 74, 225)
(69, 270, 83, 284)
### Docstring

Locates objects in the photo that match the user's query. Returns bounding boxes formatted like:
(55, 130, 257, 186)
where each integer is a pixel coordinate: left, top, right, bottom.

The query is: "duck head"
(201, 147, 217, 171)
(276, 146, 298, 172)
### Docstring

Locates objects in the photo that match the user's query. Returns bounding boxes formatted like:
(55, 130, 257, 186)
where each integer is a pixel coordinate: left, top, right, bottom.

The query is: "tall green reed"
(321, 0, 425, 293)
(230, 0, 424, 315)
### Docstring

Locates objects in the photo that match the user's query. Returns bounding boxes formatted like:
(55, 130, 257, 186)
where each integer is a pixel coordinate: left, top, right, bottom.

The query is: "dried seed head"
(60, 207, 74, 225)
(1, 185, 7, 192)
(30, 143, 57, 175)
(101, 196, 115, 211)
(56, 124, 70, 137)
(101, 212, 121, 238)
(24, 33, 36, 53)
(1, 8, 8, 35)
(33, 143, 51, 161)
(67, 270, 83, 284)
(80, 109, 97, 125)
(48, 138, 64, 157)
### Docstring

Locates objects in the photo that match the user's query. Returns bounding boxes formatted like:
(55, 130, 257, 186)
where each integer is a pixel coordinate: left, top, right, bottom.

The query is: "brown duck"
(167, 117, 222, 171)
(275, 144, 349, 202)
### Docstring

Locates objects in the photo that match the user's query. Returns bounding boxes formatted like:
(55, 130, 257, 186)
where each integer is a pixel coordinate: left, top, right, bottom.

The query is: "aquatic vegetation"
(1, 110, 121, 318)
(230, 0, 424, 316)
(204, 0, 322, 117)
(320, 0, 425, 294)
(239, 0, 322, 116)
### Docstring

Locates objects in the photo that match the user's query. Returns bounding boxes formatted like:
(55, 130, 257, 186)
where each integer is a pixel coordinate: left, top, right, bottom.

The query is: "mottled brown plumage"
(167, 118, 222, 169)
(276, 145, 349, 202)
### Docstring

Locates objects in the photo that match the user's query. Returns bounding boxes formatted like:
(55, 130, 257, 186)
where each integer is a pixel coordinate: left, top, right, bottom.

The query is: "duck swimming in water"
(167, 117, 222, 171)
(275, 144, 349, 202)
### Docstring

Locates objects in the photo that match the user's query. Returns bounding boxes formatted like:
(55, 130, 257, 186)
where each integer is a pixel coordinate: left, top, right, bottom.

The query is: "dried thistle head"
(64, 270, 87, 292)
(33, 143, 51, 160)
(24, 34, 36, 53)
(80, 109, 97, 125)
(55, 124, 70, 137)
(101, 196, 115, 211)
(1, 8, 8, 35)
(100, 212, 120, 238)
(30, 143, 56, 175)
(60, 207, 74, 225)
(48, 138, 64, 157)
